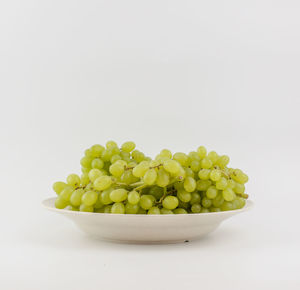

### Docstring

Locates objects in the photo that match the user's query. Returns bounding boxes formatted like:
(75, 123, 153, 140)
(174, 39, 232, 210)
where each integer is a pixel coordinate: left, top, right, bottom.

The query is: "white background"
(0, 0, 300, 289)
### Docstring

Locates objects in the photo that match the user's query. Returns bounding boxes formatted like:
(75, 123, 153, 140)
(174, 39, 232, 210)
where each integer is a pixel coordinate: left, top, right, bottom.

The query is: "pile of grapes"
(53, 141, 249, 214)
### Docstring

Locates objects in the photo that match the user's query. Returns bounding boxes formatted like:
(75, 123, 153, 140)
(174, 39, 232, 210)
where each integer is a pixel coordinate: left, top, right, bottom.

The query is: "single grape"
(210, 169, 221, 181)
(184, 177, 196, 192)
(81, 167, 90, 174)
(109, 162, 125, 177)
(206, 186, 218, 199)
(53, 182, 67, 195)
(127, 190, 140, 205)
(93, 176, 112, 191)
(82, 191, 98, 206)
(88, 169, 103, 183)
(132, 161, 149, 177)
(190, 160, 201, 172)
(55, 196, 69, 209)
(137, 207, 147, 214)
(160, 208, 174, 214)
(94, 195, 104, 209)
(106, 140, 117, 149)
(79, 204, 94, 212)
(201, 157, 213, 169)
(100, 188, 113, 205)
(184, 167, 194, 178)
(162, 196, 179, 210)
(148, 206, 161, 214)
(188, 151, 200, 162)
(198, 169, 211, 180)
(197, 146, 207, 158)
(212, 193, 224, 207)
(143, 168, 157, 185)
(216, 177, 228, 190)
(231, 169, 248, 184)
(132, 150, 145, 163)
(173, 152, 189, 166)
(163, 160, 180, 174)
(80, 156, 93, 168)
(125, 203, 140, 214)
(156, 168, 170, 187)
(66, 174, 81, 187)
(201, 197, 212, 208)
(173, 208, 187, 214)
(84, 148, 93, 157)
(227, 179, 236, 189)
(110, 154, 122, 163)
(111, 202, 125, 214)
(60, 186, 74, 201)
(70, 206, 79, 211)
(160, 149, 172, 159)
(222, 188, 236, 201)
(120, 170, 139, 184)
(139, 195, 154, 210)
(110, 189, 128, 202)
(234, 183, 245, 194)
(210, 207, 221, 212)
(90, 144, 105, 157)
(190, 192, 201, 205)
(80, 173, 90, 187)
(121, 141, 136, 153)
(221, 201, 234, 211)
(191, 203, 202, 213)
(70, 188, 85, 207)
(200, 208, 210, 213)
(91, 158, 104, 169)
(196, 180, 212, 191)
(177, 189, 192, 203)
(95, 208, 105, 213)
(207, 151, 219, 164)
(216, 155, 230, 168)
(104, 205, 112, 213)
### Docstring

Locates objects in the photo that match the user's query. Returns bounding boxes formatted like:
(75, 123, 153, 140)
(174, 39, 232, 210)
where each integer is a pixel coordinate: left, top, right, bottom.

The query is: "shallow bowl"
(42, 197, 253, 244)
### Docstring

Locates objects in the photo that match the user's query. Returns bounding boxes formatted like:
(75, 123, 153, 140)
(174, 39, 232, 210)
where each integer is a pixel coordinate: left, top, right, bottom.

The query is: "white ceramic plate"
(42, 197, 253, 244)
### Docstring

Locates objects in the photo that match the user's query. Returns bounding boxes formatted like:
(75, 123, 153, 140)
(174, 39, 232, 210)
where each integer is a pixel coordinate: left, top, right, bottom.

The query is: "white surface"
(42, 198, 254, 243)
(0, 0, 300, 289)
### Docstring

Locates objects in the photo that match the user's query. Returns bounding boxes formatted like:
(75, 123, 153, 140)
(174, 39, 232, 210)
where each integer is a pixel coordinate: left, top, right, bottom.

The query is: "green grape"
(155, 155, 169, 163)
(177, 189, 192, 203)
(139, 195, 154, 210)
(80, 156, 93, 168)
(127, 190, 140, 205)
(178, 200, 189, 209)
(109, 146, 120, 156)
(221, 201, 234, 211)
(235, 197, 246, 209)
(106, 140, 117, 149)
(149, 160, 160, 167)
(207, 151, 219, 164)
(143, 169, 157, 185)
(234, 183, 245, 194)
(100, 188, 113, 205)
(162, 196, 179, 210)
(200, 208, 210, 213)
(55, 196, 69, 209)
(206, 186, 218, 199)
(84, 148, 93, 157)
(70, 188, 85, 207)
(104, 205, 112, 213)
(184, 177, 196, 192)
(125, 203, 139, 214)
(53, 182, 67, 195)
(190, 160, 201, 172)
(110, 154, 122, 163)
(132, 161, 149, 177)
(175, 166, 186, 179)
(156, 168, 170, 187)
(91, 158, 104, 169)
(216, 155, 230, 168)
(160, 208, 174, 214)
(202, 197, 212, 208)
(132, 150, 145, 163)
(210, 207, 221, 212)
(191, 203, 202, 213)
(163, 160, 180, 174)
(148, 206, 161, 214)
(66, 174, 81, 187)
(70, 206, 79, 211)
(210, 169, 221, 181)
(110, 189, 128, 202)
(149, 186, 164, 200)
(111, 202, 125, 214)
(90, 144, 105, 157)
(188, 151, 200, 162)
(173, 208, 187, 214)
(94, 195, 104, 209)
(212, 193, 224, 207)
(216, 177, 228, 190)
(190, 192, 201, 205)
(120, 170, 139, 184)
(227, 179, 236, 189)
(173, 152, 189, 166)
(196, 180, 212, 191)
(88, 169, 103, 183)
(197, 146, 207, 158)
(201, 157, 213, 169)
(81, 167, 90, 174)
(184, 167, 194, 178)
(109, 162, 125, 177)
(93, 176, 112, 191)
(80, 173, 90, 187)
(137, 207, 147, 214)
(101, 150, 111, 162)
(231, 169, 248, 184)
(60, 186, 74, 201)
(222, 188, 236, 201)
(95, 208, 105, 213)
(82, 191, 98, 206)
(121, 141, 136, 153)
(120, 150, 130, 159)
(160, 149, 172, 159)
(198, 169, 211, 180)
(79, 204, 94, 212)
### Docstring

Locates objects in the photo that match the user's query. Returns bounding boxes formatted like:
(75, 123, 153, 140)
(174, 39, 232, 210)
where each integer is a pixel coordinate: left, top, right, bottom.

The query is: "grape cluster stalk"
(53, 141, 249, 214)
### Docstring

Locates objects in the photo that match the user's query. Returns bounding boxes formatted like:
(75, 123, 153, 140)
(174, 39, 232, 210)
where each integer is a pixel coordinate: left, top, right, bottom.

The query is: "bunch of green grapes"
(52, 141, 249, 214)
